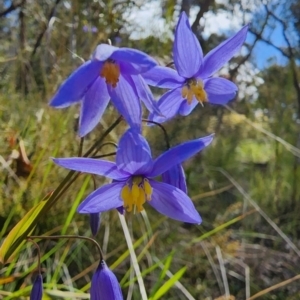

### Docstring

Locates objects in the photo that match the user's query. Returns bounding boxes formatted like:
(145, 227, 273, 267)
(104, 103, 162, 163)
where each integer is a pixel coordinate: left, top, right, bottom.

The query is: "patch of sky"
(124, 0, 290, 70)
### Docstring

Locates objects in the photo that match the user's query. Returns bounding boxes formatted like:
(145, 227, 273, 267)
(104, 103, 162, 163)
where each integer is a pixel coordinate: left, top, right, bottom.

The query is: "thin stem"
(53, 173, 81, 204)
(92, 152, 116, 159)
(78, 137, 84, 157)
(92, 141, 118, 156)
(142, 119, 170, 149)
(28, 235, 104, 260)
(27, 238, 42, 274)
(91, 175, 97, 191)
(84, 115, 123, 157)
(165, 61, 174, 67)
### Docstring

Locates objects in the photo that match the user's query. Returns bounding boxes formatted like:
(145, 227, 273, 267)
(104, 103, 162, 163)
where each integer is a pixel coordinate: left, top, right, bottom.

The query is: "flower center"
(120, 176, 153, 213)
(181, 79, 207, 105)
(100, 60, 120, 88)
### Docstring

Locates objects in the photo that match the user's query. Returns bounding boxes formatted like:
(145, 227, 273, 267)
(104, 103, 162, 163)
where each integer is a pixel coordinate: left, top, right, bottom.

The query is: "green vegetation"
(1, 0, 300, 299)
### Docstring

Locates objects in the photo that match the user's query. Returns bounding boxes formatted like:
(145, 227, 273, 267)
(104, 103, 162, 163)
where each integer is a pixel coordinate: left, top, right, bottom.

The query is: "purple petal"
(108, 74, 142, 132)
(91, 260, 123, 300)
(149, 87, 184, 124)
(173, 12, 203, 78)
(49, 60, 102, 108)
(116, 129, 153, 175)
(92, 44, 119, 61)
(90, 213, 101, 236)
(150, 134, 214, 177)
(178, 98, 198, 116)
(204, 77, 237, 104)
(131, 75, 161, 115)
(79, 77, 110, 137)
(78, 182, 124, 213)
(53, 158, 130, 180)
(162, 164, 187, 194)
(148, 180, 201, 223)
(111, 48, 157, 73)
(30, 274, 43, 300)
(142, 66, 185, 88)
(199, 25, 249, 78)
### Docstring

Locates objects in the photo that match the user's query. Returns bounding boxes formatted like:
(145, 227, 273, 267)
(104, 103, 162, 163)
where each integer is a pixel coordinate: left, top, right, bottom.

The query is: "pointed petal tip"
(199, 24, 249, 78)
(174, 10, 203, 78)
(204, 133, 215, 145)
(179, 11, 188, 21)
(188, 213, 202, 224)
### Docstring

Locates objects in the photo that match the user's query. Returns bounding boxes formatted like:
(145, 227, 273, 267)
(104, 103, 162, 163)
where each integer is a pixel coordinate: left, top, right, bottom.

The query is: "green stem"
(27, 238, 42, 274)
(84, 116, 123, 157)
(78, 137, 84, 157)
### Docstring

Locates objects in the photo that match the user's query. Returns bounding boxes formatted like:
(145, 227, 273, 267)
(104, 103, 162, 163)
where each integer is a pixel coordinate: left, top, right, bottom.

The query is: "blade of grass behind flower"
(149, 250, 175, 297)
(152, 256, 196, 300)
(190, 209, 256, 245)
(61, 175, 91, 235)
(149, 266, 187, 300)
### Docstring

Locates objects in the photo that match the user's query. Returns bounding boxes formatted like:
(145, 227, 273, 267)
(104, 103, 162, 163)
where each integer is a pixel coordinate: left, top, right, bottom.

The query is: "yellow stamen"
(120, 177, 153, 213)
(121, 185, 131, 211)
(136, 187, 146, 212)
(143, 179, 153, 201)
(131, 182, 140, 199)
(100, 61, 120, 88)
(181, 79, 207, 105)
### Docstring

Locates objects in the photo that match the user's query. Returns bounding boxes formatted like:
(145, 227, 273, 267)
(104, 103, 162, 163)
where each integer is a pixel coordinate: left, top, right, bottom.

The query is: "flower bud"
(91, 260, 123, 300)
(30, 274, 43, 300)
(90, 213, 101, 236)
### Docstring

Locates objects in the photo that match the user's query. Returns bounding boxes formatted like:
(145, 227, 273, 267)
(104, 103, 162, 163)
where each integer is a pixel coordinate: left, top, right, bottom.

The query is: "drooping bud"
(90, 213, 101, 236)
(30, 274, 43, 300)
(91, 260, 123, 300)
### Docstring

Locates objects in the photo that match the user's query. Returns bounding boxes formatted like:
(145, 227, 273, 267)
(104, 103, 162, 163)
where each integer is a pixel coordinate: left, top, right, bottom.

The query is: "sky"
(124, 0, 289, 70)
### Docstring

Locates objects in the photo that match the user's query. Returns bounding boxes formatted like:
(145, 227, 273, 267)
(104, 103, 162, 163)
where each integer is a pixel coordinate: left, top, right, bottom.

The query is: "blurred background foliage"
(1, 0, 300, 299)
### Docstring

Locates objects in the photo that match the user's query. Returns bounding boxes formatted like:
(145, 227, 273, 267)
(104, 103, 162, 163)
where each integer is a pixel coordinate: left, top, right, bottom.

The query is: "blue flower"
(90, 260, 123, 300)
(30, 274, 43, 300)
(53, 129, 213, 223)
(50, 44, 160, 136)
(143, 12, 248, 123)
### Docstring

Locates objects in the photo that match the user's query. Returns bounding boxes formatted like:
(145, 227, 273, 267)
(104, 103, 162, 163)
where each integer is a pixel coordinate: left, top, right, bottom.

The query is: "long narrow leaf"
(150, 266, 187, 300)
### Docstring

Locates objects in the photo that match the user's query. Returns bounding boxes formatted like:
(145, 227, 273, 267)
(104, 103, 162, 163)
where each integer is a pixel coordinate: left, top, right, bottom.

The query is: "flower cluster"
(48, 11, 248, 299)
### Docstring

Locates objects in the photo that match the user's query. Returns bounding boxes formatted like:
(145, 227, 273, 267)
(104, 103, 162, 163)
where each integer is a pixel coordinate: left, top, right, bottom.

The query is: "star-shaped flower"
(143, 12, 248, 123)
(50, 44, 160, 136)
(53, 129, 213, 223)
